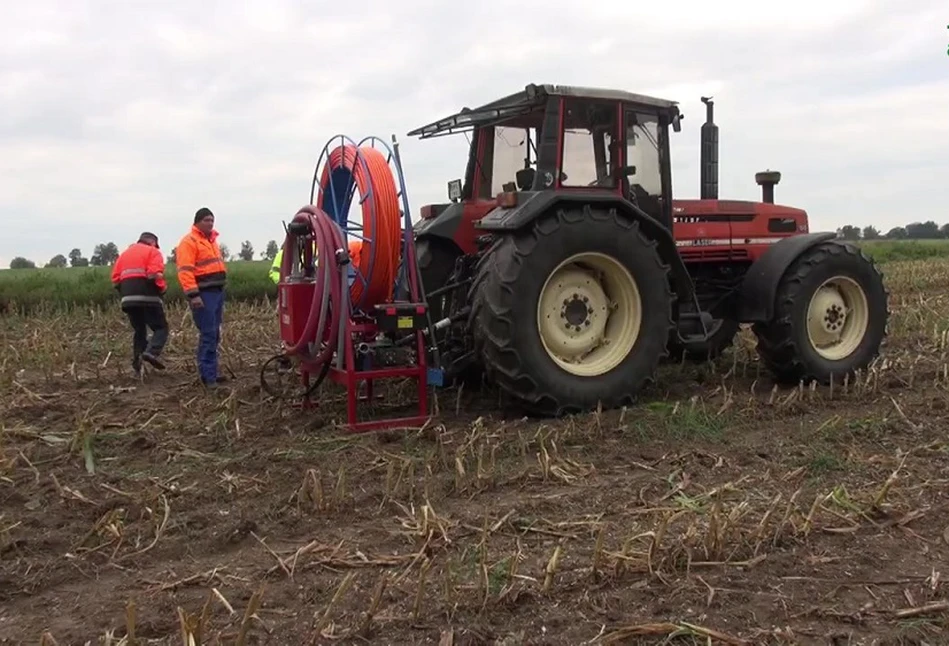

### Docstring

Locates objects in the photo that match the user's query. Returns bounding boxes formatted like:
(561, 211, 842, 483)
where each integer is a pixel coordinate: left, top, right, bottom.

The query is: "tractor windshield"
(560, 99, 618, 188)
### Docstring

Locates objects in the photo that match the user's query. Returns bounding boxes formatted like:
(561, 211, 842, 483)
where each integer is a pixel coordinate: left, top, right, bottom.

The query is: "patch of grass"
(628, 400, 728, 441)
(858, 239, 949, 263)
(806, 451, 846, 476)
(0, 261, 275, 314)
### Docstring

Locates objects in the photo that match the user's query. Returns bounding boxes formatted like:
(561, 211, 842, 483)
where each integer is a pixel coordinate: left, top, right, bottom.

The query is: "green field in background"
(0, 260, 275, 313)
(1, 240, 948, 314)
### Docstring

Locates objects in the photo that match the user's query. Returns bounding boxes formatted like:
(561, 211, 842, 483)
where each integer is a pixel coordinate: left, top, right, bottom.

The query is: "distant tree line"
(837, 221, 949, 241)
(12, 222, 943, 270)
(9, 239, 284, 270)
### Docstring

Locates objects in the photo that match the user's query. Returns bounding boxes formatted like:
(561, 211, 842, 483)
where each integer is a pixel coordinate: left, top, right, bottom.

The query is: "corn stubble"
(1, 256, 948, 644)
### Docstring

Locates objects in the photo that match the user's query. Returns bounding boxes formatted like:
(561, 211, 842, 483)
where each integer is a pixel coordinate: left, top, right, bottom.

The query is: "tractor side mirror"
(447, 179, 462, 203)
(672, 113, 682, 132)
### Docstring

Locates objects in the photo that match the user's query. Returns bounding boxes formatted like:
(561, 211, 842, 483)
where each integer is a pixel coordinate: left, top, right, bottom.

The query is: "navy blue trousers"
(191, 289, 225, 383)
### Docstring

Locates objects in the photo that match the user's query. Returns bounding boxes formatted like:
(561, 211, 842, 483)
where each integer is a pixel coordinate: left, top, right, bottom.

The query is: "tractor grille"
(680, 248, 750, 261)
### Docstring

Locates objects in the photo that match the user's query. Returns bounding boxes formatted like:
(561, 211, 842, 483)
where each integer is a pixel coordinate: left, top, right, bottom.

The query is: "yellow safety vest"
(270, 243, 325, 284)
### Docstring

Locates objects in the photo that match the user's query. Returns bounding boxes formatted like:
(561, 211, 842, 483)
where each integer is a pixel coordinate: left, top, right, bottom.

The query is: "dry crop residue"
(1, 258, 948, 645)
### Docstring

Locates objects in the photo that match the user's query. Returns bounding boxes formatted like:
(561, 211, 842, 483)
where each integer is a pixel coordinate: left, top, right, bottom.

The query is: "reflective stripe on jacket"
(269, 240, 363, 284)
(111, 242, 166, 307)
(175, 225, 227, 298)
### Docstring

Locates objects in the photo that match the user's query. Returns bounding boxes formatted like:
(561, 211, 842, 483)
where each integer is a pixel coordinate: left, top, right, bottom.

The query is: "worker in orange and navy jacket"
(111, 232, 169, 375)
(175, 207, 228, 387)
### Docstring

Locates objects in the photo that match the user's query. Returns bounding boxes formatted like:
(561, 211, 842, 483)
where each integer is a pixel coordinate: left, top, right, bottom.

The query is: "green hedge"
(0, 261, 276, 314)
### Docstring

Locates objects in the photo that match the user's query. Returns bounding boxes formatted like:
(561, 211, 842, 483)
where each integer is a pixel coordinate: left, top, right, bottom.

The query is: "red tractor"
(406, 83, 888, 415)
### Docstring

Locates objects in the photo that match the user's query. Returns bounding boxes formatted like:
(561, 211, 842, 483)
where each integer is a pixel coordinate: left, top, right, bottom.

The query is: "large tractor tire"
(752, 241, 888, 384)
(470, 206, 676, 416)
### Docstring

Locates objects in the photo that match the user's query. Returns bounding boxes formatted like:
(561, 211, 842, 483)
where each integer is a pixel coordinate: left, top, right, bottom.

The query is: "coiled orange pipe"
(316, 145, 401, 309)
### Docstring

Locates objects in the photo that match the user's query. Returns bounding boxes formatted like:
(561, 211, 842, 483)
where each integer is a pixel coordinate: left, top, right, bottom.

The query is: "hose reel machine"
(263, 134, 437, 432)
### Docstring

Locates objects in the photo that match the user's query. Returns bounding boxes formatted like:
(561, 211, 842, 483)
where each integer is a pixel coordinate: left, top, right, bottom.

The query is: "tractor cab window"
(624, 111, 663, 218)
(491, 126, 535, 195)
(560, 99, 618, 188)
(472, 125, 538, 199)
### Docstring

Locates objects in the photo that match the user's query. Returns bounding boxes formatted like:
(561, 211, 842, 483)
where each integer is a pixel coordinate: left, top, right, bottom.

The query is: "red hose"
(316, 145, 401, 308)
(280, 206, 346, 360)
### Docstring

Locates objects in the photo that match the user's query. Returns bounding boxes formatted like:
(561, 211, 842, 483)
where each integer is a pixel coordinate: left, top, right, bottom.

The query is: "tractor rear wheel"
(752, 241, 888, 384)
(470, 206, 675, 415)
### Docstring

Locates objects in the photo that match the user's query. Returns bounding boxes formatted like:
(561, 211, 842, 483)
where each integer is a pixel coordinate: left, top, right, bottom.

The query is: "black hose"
(259, 353, 330, 400)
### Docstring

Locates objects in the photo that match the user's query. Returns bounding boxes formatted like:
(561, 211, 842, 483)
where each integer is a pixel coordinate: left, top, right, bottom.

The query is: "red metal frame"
(297, 318, 429, 433)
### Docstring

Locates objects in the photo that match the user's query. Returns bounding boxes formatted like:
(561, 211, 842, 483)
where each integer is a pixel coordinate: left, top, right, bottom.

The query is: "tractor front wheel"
(470, 206, 675, 415)
(752, 241, 888, 384)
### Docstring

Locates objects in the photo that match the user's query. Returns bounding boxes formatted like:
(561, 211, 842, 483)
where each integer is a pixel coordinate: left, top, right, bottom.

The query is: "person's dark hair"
(138, 231, 159, 249)
(194, 207, 214, 224)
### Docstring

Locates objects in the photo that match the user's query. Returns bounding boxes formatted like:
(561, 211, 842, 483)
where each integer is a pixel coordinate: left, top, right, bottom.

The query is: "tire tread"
(469, 205, 675, 416)
(752, 241, 889, 383)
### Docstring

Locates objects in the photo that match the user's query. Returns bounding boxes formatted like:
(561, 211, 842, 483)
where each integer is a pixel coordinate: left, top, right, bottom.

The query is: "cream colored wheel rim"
(536, 252, 642, 377)
(805, 275, 869, 361)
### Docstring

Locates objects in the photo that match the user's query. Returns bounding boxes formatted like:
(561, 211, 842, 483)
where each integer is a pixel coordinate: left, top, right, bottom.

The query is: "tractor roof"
(407, 83, 678, 139)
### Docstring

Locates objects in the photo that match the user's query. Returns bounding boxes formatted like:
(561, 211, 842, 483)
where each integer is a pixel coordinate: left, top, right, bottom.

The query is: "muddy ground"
(1, 258, 948, 645)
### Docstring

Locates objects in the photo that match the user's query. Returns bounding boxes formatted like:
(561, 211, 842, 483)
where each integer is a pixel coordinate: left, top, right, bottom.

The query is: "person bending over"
(111, 232, 168, 375)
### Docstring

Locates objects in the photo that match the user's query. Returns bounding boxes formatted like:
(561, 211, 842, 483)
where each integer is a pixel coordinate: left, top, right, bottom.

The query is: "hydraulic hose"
(316, 145, 402, 310)
(279, 205, 347, 362)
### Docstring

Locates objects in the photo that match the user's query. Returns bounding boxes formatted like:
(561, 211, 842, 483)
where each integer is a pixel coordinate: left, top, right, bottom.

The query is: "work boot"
(142, 352, 166, 370)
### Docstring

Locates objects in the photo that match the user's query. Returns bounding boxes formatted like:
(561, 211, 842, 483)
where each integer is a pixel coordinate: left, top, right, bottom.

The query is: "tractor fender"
(476, 191, 695, 304)
(736, 231, 838, 322)
(414, 202, 465, 244)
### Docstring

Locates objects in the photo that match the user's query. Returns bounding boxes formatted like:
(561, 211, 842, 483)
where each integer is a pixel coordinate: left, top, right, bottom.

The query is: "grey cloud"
(1, 0, 947, 267)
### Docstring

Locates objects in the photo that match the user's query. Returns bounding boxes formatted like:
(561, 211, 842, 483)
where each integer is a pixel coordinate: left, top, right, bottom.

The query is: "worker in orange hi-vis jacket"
(111, 232, 169, 375)
(175, 207, 228, 387)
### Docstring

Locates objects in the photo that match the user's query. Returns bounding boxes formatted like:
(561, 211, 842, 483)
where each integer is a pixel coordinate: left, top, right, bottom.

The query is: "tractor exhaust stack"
(755, 170, 781, 204)
(700, 96, 718, 200)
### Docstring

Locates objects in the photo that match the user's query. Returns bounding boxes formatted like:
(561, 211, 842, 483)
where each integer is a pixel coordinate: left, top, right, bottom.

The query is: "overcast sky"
(2, 0, 947, 269)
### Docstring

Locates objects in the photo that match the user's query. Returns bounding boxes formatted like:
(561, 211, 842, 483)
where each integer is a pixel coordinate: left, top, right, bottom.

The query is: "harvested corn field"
(1, 255, 948, 645)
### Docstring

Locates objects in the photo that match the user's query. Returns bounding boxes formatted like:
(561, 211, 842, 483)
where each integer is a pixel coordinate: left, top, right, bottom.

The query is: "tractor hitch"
(676, 310, 717, 345)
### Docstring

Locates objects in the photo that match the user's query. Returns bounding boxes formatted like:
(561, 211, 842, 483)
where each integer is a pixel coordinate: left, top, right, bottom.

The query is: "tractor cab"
(408, 84, 683, 255)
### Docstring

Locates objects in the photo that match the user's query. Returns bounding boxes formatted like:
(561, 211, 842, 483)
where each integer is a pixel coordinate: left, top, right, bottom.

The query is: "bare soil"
(2, 260, 948, 645)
